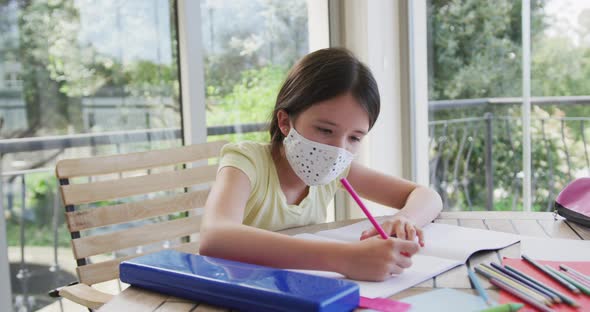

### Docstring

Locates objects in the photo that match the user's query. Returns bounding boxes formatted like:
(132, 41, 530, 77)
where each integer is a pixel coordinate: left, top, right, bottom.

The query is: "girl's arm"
(346, 162, 443, 241)
(199, 166, 419, 281)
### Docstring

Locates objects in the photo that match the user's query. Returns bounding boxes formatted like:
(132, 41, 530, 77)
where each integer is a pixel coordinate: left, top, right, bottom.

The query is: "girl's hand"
(338, 236, 420, 282)
(360, 216, 425, 247)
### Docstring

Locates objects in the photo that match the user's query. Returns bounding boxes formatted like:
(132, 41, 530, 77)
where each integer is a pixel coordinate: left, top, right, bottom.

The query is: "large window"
(427, 0, 590, 211)
(530, 1, 590, 211)
(0, 1, 182, 310)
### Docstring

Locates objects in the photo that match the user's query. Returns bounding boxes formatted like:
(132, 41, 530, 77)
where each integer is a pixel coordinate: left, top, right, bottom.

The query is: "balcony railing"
(428, 96, 590, 212)
(1, 96, 589, 311)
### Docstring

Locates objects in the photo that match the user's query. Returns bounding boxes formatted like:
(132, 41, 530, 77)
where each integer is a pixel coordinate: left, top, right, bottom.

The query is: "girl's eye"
(350, 136, 361, 142)
(316, 127, 332, 134)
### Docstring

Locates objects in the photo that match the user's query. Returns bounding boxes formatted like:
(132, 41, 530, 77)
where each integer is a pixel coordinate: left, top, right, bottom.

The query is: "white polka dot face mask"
(283, 127, 354, 186)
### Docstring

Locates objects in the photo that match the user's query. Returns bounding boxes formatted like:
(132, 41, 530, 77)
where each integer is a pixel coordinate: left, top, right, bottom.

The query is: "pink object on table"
(340, 178, 389, 239)
(555, 177, 590, 214)
(555, 177, 590, 227)
(359, 296, 411, 312)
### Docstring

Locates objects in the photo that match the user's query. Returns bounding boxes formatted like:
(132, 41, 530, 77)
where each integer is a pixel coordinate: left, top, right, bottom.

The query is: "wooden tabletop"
(98, 211, 589, 312)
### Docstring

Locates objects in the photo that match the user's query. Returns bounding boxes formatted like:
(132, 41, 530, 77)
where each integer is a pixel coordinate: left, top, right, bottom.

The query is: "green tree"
(202, 0, 307, 100)
(15, 0, 90, 135)
(532, 37, 590, 96)
(207, 65, 285, 143)
(428, 0, 546, 100)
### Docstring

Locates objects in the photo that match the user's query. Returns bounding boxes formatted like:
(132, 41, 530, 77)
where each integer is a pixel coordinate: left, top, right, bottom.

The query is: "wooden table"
(98, 212, 589, 311)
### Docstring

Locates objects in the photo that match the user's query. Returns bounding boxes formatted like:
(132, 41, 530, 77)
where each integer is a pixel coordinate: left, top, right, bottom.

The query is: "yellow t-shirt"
(218, 141, 349, 231)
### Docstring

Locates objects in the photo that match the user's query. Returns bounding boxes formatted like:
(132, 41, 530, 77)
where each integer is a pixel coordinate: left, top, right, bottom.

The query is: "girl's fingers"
(360, 228, 377, 240)
(416, 228, 425, 247)
(396, 252, 413, 269)
(389, 263, 404, 275)
(406, 223, 416, 241)
(360, 221, 424, 246)
(381, 221, 395, 237)
(396, 240, 420, 256)
(395, 222, 406, 240)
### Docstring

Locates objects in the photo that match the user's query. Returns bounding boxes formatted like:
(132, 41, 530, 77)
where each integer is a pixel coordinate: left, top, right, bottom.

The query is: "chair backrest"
(55, 141, 227, 286)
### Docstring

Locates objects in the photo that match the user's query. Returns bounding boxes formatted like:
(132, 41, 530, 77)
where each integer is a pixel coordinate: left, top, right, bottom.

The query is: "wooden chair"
(50, 140, 227, 310)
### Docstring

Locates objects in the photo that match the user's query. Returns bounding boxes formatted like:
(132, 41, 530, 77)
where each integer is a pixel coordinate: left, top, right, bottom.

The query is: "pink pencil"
(340, 178, 389, 239)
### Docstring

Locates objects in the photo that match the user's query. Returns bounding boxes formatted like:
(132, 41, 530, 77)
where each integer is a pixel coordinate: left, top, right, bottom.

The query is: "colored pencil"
(475, 265, 550, 305)
(521, 255, 580, 294)
(561, 269, 590, 288)
(504, 265, 578, 307)
(489, 262, 558, 303)
(546, 265, 590, 296)
(468, 267, 495, 306)
(340, 178, 388, 240)
(560, 265, 590, 283)
(479, 264, 551, 305)
(489, 278, 555, 312)
(478, 303, 524, 312)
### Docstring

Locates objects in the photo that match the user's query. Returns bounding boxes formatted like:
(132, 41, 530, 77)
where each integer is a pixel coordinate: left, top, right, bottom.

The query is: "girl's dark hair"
(269, 48, 380, 151)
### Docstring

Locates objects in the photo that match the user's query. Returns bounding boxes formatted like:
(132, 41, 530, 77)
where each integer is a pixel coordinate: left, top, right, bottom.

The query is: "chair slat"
(58, 283, 114, 310)
(77, 241, 200, 285)
(72, 216, 201, 259)
(61, 165, 217, 205)
(66, 189, 210, 232)
(56, 141, 227, 179)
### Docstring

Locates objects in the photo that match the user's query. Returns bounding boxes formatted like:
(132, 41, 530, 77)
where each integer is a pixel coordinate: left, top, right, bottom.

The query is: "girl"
(200, 48, 442, 282)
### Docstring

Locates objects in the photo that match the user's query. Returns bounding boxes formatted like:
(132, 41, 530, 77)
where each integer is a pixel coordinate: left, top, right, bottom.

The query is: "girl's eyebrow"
(316, 119, 367, 135)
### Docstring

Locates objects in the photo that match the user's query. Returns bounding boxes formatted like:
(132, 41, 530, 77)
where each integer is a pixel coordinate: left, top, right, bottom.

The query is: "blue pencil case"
(119, 250, 359, 312)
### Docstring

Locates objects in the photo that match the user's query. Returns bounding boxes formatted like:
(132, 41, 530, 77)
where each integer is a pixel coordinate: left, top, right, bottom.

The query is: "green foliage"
(201, 0, 307, 97)
(532, 37, 590, 96)
(125, 60, 178, 99)
(429, 0, 546, 100)
(5, 172, 71, 247)
(6, 222, 71, 247)
(207, 65, 286, 143)
(26, 173, 59, 226)
(206, 66, 286, 143)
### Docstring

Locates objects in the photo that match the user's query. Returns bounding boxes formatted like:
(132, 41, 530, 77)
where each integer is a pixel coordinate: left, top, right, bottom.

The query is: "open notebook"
(292, 220, 520, 298)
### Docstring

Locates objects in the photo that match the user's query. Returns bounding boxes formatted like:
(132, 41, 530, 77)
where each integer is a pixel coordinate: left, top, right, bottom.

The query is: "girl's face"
(279, 93, 370, 154)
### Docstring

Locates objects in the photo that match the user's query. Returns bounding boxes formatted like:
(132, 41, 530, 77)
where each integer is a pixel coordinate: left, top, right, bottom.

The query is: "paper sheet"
(291, 251, 460, 298)
(316, 220, 521, 262)
(520, 237, 590, 261)
(293, 220, 521, 298)
(399, 288, 488, 312)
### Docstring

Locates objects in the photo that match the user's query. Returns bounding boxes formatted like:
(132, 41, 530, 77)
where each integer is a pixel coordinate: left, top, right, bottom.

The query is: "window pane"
(531, 0, 590, 211)
(201, 0, 309, 143)
(0, 1, 181, 310)
(427, 0, 524, 211)
(428, 0, 589, 212)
